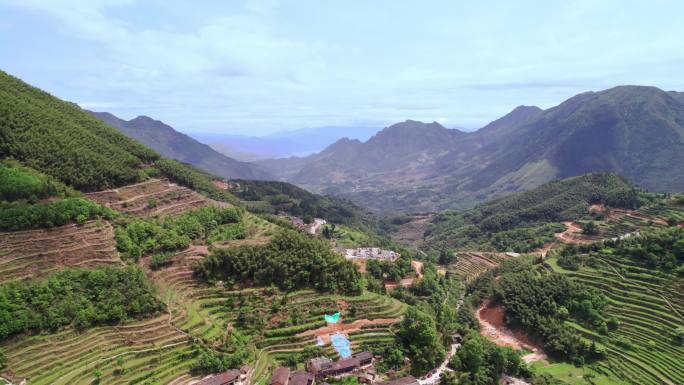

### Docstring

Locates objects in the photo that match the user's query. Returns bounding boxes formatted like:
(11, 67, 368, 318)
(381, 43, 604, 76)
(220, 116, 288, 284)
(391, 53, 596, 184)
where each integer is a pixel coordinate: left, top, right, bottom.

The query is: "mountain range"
(88, 111, 272, 180)
(191, 125, 380, 161)
(256, 86, 684, 213)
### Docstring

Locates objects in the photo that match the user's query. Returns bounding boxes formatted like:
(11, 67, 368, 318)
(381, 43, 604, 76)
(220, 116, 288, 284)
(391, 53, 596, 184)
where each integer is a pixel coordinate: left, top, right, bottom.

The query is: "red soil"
(476, 302, 546, 363)
(296, 317, 398, 341)
(554, 221, 592, 245)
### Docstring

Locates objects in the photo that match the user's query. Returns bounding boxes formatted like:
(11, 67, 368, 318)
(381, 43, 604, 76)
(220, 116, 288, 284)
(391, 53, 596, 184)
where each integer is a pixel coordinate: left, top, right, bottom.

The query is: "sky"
(1, 0, 684, 135)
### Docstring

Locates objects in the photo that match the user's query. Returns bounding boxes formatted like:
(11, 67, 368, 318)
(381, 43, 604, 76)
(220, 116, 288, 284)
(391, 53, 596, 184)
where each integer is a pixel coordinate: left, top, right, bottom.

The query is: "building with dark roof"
(197, 369, 242, 385)
(269, 368, 315, 385)
(289, 370, 315, 385)
(306, 351, 373, 378)
(269, 367, 291, 385)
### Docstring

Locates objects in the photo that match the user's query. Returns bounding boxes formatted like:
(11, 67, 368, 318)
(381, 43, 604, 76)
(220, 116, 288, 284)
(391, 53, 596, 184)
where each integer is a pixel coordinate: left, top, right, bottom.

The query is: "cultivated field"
(546, 257, 684, 385)
(86, 179, 219, 217)
(448, 252, 513, 281)
(0, 220, 122, 284)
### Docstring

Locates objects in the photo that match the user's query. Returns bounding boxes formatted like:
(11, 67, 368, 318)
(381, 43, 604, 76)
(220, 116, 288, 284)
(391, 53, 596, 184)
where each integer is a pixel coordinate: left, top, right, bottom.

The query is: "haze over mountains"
(257, 86, 684, 213)
(191, 125, 380, 161)
(88, 111, 273, 181)
(86, 85, 684, 215)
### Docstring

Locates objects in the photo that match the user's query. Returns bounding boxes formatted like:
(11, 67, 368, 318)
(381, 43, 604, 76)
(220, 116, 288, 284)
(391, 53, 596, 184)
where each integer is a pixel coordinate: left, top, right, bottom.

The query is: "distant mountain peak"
(88, 111, 273, 180)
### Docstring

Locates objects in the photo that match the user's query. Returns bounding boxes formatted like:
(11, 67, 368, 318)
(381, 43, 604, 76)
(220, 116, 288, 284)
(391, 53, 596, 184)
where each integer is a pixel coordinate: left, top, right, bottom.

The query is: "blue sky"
(1, 0, 684, 135)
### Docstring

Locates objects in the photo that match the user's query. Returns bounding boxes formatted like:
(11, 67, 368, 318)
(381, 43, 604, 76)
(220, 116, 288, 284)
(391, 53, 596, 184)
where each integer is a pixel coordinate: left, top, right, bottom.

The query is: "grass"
(531, 360, 629, 385)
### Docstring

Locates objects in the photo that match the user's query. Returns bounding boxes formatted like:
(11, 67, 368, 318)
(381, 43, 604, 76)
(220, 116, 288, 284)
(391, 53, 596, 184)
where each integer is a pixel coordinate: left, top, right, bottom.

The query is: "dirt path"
(476, 302, 546, 363)
(296, 318, 398, 340)
(554, 221, 592, 245)
(412, 260, 424, 278)
(309, 218, 327, 235)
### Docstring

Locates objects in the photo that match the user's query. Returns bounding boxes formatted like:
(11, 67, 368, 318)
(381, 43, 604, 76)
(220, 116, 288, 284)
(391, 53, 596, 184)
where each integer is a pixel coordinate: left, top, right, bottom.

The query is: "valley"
(2, 64, 684, 385)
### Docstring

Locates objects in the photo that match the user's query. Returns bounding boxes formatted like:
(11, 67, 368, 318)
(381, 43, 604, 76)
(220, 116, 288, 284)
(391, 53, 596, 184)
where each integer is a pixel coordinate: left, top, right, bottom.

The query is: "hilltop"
(258, 86, 684, 213)
(89, 111, 273, 180)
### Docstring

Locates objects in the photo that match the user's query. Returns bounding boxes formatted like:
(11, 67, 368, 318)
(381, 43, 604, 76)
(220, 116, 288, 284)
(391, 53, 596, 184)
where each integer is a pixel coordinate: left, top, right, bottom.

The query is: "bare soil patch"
(554, 221, 593, 245)
(476, 301, 546, 363)
(296, 317, 399, 340)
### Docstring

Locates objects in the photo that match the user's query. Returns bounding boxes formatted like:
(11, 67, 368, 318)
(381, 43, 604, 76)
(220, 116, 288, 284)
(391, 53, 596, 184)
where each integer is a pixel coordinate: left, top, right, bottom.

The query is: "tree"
(438, 249, 456, 265)
(582, 221, 599, 235)
(458, 335, 484, 372)
(398, 307, 445, 375)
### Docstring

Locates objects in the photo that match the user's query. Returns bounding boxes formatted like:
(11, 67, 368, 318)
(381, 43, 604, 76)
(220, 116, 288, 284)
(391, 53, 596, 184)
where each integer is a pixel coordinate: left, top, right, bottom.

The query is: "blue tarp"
(330, 332, 352, 358)
(324, 312, 340, 324)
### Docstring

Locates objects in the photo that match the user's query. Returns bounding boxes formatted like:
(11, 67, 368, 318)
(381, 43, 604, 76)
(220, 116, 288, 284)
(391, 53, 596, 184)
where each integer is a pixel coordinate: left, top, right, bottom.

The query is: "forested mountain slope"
(259, 86, 684, 213)
(420, 172, 642, 253)
(90, 111, 273, 180)
(0, 70, 158, 191)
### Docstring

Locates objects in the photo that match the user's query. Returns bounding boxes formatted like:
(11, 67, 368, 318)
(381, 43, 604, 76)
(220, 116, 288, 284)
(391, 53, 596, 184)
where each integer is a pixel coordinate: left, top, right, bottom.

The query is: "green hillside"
(422, 172, 643, 253)
(542, 227, 684, 385)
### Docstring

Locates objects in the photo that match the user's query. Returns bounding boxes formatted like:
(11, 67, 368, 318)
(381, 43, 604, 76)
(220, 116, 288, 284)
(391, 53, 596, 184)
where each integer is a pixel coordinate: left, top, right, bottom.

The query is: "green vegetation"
(0, 70, 158, 191)
(0, 266, 160, 341)
(423, 173, 644, 253)
(546, 239, 684, 385)
(154, 159, 239, 204)
(448, 332, 527, 384)
(232, 179, 375, 228)
(115, 206, 243, 261)
(0, 197, 116, 231)
(366, 254, 413, 282)
(398, 307, 445, 375)
(560, 226, 684, 272)
(0, 161, 75, 202)
(196, 230, 362, 294)
(469, 258, 606, 363)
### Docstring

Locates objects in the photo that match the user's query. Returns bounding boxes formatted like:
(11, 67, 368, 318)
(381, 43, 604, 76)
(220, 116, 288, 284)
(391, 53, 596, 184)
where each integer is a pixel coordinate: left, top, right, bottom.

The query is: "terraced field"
(547, 256, 684, 385)
(449, 252, 513, 281)
(0, 313, 193, 385)
(0, 220, 122, 284)
(86, 178, 219, 217)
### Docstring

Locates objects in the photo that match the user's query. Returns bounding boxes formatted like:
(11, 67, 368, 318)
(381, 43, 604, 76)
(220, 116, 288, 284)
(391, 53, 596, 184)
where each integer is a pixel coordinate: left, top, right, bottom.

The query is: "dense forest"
(0, 267, 161, 341)
(195, 230, 362, 294)
(0, 161, 76, 202)
(423, 172, 645, 253)
(231, 179, 379, 230)
(0, 70, 158, 191)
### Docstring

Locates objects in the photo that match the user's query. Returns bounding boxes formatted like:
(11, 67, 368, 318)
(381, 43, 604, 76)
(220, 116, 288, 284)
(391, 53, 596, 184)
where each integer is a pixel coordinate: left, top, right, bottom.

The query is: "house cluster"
(196, 365, 251, 385)
(339, 248, 400, 261)
(306, 351, 373, 378)
(269, 367, 315, 385)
